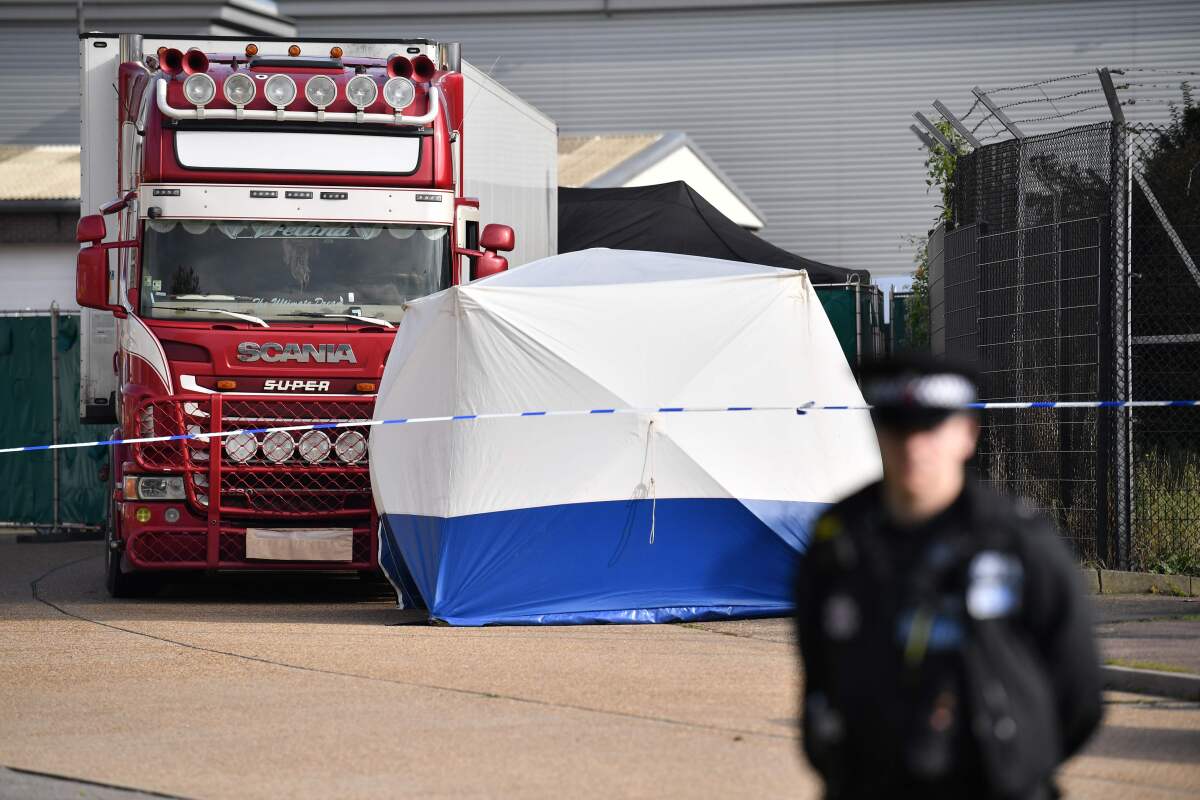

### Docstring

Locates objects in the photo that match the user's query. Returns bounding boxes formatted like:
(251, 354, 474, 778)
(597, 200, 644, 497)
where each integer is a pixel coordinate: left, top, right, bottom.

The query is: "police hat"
(856, 354, 979, 432)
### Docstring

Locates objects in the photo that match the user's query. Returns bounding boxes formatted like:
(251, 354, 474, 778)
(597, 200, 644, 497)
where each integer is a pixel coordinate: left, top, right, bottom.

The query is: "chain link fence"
(935, 105, 1199, 571)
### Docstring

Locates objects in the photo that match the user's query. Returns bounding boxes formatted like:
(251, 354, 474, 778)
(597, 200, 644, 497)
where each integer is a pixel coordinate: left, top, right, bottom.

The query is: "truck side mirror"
(471, 224, 514, 281)
(77, 214, 107, 244)
(480, 224, 514, 253)
(77, 246, 124, 316)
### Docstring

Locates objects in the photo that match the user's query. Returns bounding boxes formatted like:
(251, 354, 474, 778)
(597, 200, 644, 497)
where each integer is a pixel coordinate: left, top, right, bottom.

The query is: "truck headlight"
(262, 430, 295, 464)
(224, 432, 258, 463)
(334, 431, 366, 464)
(298, 430, 331, 463)
(264, 74, 297, 108)
(134, 476, 186, 500)
(183, 73, 217, 106)
(382, 77, 414, 110)
(345, 75, 378, 109)
(304, 75, 337, 108)
(223, 72, 256, 106)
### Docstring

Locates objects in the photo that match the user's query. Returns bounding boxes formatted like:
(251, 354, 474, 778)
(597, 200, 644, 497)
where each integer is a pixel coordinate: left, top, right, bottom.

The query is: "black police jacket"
(793, 479, 1103, 799)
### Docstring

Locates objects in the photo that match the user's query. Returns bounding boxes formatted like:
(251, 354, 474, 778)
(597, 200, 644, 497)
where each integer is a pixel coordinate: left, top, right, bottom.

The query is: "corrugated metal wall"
(280, 0, 1199, 276)
(3, 1, 1196, 276)
(0, 0, 294, 145)
(0, 22, 80, 146)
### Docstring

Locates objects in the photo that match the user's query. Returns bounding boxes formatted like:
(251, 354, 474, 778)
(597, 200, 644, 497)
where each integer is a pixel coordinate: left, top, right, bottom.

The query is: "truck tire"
(105, 539, 159, 599)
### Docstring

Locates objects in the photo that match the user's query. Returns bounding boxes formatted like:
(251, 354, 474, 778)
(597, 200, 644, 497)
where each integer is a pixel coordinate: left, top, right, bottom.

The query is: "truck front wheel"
(105, 537, 158, 599)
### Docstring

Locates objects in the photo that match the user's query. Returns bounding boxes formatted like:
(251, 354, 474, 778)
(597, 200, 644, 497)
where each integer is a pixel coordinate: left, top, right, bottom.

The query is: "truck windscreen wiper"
(169, 307, 270, 328)
(277, 312, 394, 329)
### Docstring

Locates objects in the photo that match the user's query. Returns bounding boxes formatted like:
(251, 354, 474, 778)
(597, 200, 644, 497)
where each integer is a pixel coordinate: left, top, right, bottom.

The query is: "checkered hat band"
(864, 373, 977, 409)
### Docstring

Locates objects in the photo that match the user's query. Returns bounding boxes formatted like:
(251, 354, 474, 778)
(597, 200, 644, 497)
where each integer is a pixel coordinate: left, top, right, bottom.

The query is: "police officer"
(793, 354, 1103, 800)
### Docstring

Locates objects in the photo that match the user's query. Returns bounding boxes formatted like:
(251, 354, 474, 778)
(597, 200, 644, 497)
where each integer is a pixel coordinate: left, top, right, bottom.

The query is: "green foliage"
(905, 120, 965, 351)
(905, 235, 930, 350)
(1131, 449, 1200, 577)
(923, 119, 963, 224)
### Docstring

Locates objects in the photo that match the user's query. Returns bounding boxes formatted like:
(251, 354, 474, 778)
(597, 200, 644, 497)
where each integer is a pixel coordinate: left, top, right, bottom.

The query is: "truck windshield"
(139, 219, 451, 324)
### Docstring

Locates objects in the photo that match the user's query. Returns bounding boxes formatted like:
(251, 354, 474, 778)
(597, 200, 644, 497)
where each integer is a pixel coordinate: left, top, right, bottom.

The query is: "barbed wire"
(1121, 66, 1200, 77)
(1119, 79, 1199, 90)
(983, 71, 1093, 94)
(1012, 103, 1114, 125)
(996, 86, 1104, 111)
(921, 64, 1194, 149)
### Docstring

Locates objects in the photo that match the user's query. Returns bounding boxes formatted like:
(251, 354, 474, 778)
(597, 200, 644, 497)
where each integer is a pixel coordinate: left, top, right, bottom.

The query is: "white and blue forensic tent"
(370, 248, 881, 625)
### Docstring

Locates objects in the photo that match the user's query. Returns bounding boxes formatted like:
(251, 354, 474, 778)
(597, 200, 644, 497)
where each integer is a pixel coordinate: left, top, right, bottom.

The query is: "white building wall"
(0, 244, 79, 312)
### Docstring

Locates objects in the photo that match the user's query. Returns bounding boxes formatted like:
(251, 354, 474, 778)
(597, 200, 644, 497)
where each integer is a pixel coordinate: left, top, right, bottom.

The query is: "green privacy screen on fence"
(0, 315, 109, 526)
(815, 284, 885, 366)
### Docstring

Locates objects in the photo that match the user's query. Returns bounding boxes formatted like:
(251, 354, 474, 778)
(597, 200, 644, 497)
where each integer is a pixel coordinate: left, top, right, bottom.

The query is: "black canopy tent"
(557, 182, 869, 284)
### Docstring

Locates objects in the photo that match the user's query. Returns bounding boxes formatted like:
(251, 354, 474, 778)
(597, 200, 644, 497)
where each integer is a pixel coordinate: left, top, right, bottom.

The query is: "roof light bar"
(156, 78, 441, 126)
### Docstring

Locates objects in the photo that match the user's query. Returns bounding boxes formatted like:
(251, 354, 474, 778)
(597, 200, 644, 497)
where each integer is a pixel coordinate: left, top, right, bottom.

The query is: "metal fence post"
(50, 301, 61, 534)
(1096, 216, 1113, 567)
(854, 280, 862, 364)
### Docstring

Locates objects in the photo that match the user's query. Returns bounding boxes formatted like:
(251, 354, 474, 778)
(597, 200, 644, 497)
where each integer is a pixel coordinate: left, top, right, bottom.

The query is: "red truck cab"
(77, 34, 518, 595)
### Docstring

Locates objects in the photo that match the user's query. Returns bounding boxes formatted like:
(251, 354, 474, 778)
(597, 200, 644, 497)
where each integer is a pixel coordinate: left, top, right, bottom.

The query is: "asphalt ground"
(1, 538, 1198, 799)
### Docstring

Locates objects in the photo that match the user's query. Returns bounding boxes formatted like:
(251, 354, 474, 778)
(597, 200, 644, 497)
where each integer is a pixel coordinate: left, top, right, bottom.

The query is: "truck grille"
(127, 528, 374, 567)
(133, 395, 375, 519)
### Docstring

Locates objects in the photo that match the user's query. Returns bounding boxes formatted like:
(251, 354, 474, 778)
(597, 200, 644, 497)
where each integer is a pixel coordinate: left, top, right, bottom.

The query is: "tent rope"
(648, 420, 658, 545)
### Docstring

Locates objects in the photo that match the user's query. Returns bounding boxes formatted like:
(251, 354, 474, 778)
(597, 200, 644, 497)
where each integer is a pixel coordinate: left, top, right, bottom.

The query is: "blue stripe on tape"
(3, 401, 1198, 455)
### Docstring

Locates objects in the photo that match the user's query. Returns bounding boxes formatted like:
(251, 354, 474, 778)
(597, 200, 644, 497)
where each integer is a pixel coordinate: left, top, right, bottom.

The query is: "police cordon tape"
(1, 400, 1198, 456)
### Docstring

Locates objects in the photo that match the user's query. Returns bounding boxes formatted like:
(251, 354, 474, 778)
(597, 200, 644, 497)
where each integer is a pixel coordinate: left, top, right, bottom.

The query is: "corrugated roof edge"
(587, 131, 768, 227)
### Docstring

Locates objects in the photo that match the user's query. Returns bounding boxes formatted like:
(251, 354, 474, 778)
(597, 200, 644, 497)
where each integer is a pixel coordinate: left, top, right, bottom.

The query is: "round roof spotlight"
(261, 430, 295, 464)
(183, 73, 217, 107)
(223, 72, 256, 106)
(288, 44, 301, 57)
(264, 74, 297, 108)
(334, 431, 367, 464)
(245, 43, 259, 58)
(298, 430, 331, 463)
(304, 74, 337, 109)
(330, 46, 344, 59)
(345, 74, 378, 109)
(224, 431, 257, 464)
(382, 77, 415, 111)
